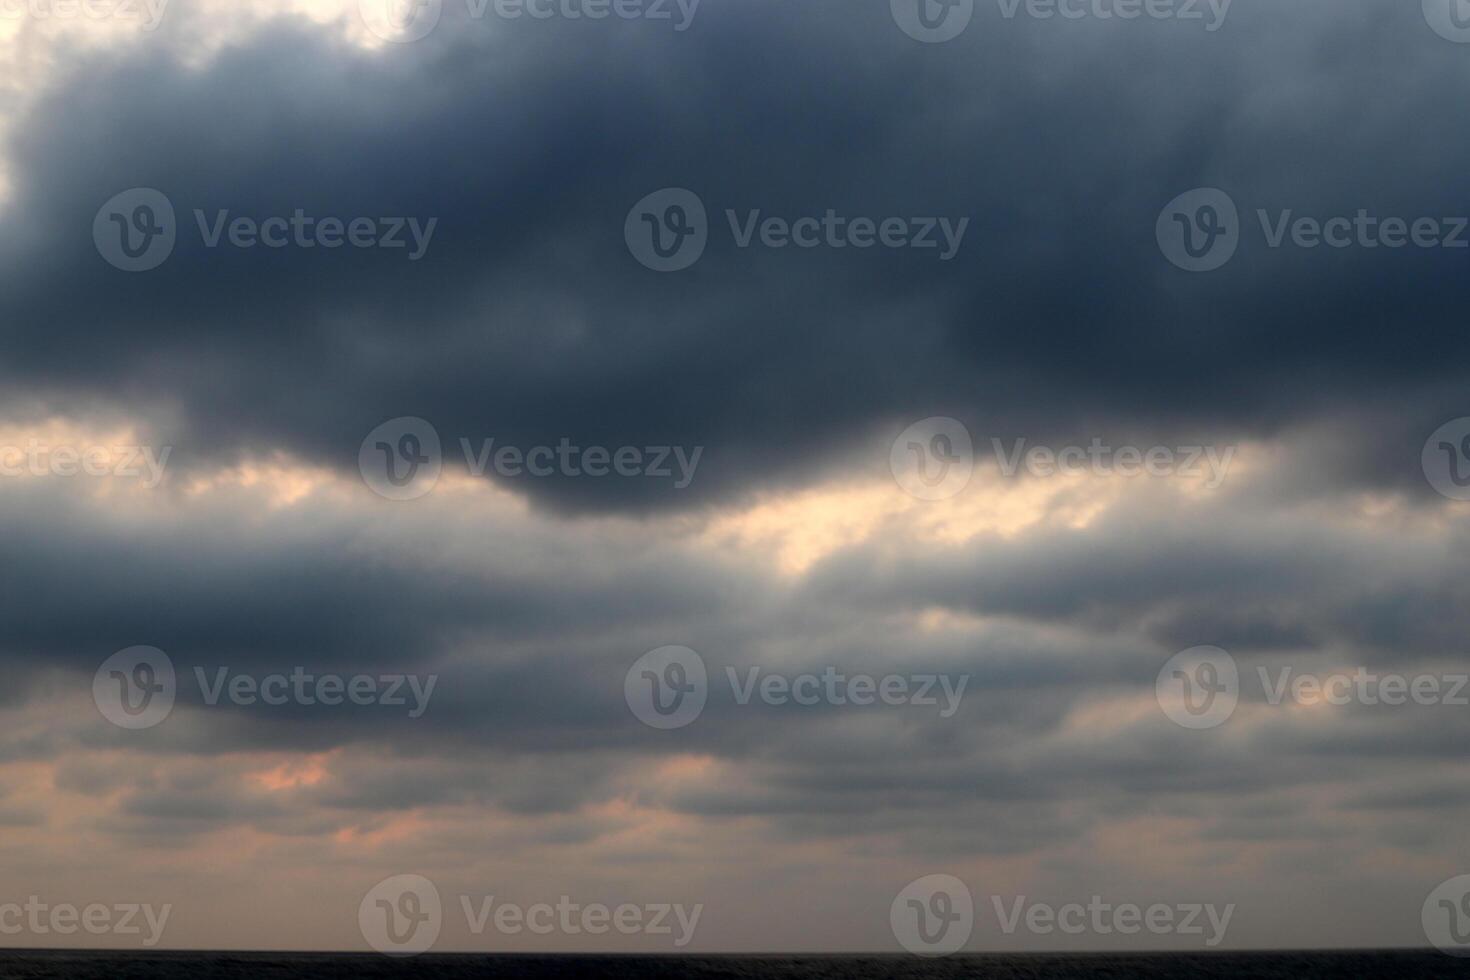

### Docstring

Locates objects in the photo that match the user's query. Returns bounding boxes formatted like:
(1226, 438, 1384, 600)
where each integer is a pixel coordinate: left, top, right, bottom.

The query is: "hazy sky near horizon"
(3, 0, 1470, 955)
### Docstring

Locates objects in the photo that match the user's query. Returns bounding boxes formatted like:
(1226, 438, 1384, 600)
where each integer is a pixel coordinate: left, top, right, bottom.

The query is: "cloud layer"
(1, 0, 1469, 954)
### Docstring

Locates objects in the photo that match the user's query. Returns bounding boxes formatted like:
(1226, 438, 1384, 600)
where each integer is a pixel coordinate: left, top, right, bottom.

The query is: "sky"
(2, 0, 1470, 957)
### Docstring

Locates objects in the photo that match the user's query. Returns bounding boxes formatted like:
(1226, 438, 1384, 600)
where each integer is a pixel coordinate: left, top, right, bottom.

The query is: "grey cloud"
(1, 3, 1468, 513)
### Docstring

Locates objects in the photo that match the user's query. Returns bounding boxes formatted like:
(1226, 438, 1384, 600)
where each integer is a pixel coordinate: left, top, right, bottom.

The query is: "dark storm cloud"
(8, 462, 1470, 858)
(0, 0, 1467, 892)
(4, 2, 1470, 953)
(0, 479, 738, 680)
(2, 2, 1469, 511)
(802, 483, 1470, 661)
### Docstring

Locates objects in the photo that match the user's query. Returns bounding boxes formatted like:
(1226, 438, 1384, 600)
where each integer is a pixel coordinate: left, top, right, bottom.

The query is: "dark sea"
(0, 951, 1458, 979)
